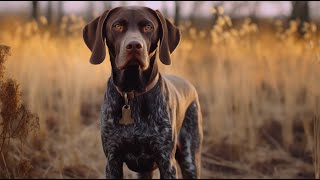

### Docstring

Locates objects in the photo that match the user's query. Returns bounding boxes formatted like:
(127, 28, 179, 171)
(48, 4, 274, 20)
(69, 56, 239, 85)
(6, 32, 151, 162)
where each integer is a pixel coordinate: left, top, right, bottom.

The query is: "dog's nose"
(126, 41, 143, 52)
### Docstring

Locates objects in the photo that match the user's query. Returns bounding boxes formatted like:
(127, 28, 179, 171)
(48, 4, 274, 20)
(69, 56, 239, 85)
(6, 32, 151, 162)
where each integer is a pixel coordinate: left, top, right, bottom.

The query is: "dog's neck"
(114, 73, 159, 100)
(110, 50, 160, 100)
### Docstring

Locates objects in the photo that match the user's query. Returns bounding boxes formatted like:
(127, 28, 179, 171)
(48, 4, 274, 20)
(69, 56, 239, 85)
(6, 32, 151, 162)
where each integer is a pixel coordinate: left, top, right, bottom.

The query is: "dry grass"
(314, 113, 320, 179)
(0, 8, 320, 178)
(0, 44, 39, 178)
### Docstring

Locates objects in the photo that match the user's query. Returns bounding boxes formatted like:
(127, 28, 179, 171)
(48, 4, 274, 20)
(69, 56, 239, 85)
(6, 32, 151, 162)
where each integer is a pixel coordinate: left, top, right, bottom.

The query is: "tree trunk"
(46, 1, 52, 25)
(174, 1, 181, 26)
(290, 1, 310, 36)
(57, 1, 64, 23)
(31, 1, 39, 20)
(190, 1, 203, 25)
(249, 1, 259, 23)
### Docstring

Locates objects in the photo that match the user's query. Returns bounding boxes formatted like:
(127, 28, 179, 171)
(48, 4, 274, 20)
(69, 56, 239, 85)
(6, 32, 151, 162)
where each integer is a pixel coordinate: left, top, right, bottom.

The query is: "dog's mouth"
(119, 57, 147, 71)
(124, 64, 140, 71)
(124, 59, 143, 70)
(116, 48, 148, 71)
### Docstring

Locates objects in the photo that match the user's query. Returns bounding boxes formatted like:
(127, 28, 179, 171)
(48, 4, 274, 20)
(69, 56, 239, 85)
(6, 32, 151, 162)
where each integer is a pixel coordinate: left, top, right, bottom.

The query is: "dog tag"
(119, 105, 134, 125)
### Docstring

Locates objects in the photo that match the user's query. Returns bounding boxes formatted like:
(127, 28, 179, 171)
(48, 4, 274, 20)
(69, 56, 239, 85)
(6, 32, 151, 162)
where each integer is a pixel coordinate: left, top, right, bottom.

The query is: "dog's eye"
(113, 24, 124, 32)
(143, 24, 153, 32)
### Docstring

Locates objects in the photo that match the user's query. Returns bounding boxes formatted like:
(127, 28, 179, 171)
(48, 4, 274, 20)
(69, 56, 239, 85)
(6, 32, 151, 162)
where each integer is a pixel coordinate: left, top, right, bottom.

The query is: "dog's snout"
(126, 41, 143, 52)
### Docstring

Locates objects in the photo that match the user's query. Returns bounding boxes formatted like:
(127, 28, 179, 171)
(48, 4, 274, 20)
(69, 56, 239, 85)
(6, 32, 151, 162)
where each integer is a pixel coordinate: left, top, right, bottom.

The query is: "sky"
(0, 1, 318, 19)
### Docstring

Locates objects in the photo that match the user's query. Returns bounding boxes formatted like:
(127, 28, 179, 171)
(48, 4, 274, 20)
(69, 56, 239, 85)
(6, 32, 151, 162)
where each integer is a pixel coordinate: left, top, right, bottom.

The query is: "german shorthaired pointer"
(83, 6, 203, 179)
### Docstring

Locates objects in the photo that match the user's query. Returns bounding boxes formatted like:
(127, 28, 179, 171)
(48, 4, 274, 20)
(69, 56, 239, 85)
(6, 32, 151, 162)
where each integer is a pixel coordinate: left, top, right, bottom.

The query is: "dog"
(83, 6, 203, 179)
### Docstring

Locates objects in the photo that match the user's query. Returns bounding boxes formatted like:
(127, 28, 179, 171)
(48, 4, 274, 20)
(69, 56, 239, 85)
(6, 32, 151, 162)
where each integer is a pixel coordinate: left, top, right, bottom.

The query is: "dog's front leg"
(156, 154, 177, 179)
(105, 155, 123, 179)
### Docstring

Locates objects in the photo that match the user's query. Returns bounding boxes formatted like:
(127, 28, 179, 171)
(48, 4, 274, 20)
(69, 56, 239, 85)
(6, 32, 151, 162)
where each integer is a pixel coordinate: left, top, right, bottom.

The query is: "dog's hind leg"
(105, 158, 124, 179)
(175, 101, 203, 179)
(137, 171, 153, 179)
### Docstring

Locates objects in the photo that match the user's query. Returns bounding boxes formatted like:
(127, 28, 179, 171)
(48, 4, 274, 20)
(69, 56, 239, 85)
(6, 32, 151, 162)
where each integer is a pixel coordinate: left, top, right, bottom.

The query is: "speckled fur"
(100, 74, 203, 179)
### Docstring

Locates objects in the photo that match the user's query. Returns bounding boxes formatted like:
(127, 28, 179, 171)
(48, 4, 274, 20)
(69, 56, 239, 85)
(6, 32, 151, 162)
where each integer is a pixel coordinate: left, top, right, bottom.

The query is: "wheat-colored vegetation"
(1, 7, 320, 178)
(0, 44, 39, 178)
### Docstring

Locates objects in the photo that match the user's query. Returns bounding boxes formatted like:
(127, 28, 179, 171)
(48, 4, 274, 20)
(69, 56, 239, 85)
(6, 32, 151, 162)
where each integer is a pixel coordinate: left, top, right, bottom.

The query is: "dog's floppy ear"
(155, 10, 181, 65)
(83, 9, 111, 65)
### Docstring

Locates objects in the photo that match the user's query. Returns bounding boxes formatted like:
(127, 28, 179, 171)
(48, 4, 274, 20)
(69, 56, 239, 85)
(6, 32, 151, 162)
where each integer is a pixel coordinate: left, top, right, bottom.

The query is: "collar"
(115, 73, 159, 100)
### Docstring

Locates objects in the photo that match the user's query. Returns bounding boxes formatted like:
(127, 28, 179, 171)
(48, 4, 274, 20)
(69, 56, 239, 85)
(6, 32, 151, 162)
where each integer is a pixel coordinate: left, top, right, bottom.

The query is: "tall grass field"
(1, 8, 320, 178)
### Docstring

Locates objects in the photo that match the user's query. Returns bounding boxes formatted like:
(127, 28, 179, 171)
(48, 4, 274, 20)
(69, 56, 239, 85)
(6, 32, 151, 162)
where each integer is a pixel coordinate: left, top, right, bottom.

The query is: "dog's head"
(83, 6, 181, 93)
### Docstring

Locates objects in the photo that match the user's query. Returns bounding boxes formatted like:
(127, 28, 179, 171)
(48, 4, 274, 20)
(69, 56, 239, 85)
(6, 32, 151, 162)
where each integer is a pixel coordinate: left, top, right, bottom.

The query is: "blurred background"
(0, 1, 320, 179)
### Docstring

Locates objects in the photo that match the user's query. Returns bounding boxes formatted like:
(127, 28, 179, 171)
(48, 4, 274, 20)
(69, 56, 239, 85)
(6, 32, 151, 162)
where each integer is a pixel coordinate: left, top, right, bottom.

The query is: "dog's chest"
(104, 122, 169, 172)
(122, 138, 158, 172)
(101, 80, 175, 172)
(102, 105, 173, 172)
